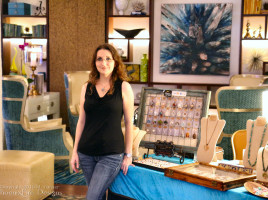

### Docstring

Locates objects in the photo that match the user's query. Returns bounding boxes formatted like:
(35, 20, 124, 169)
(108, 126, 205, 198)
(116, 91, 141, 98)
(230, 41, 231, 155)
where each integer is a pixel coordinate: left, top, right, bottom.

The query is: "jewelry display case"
(165, 163, 256, 191)
(136, 87, 211, 158)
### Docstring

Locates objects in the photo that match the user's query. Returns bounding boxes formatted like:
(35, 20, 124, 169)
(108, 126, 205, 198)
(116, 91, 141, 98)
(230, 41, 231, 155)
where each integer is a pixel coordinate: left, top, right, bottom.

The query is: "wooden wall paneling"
(49, 0, 105, 125)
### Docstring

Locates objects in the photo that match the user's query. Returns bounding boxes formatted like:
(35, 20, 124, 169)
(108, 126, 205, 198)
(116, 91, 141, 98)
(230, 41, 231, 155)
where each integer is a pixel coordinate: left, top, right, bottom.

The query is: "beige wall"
(49, 0, 105, 125)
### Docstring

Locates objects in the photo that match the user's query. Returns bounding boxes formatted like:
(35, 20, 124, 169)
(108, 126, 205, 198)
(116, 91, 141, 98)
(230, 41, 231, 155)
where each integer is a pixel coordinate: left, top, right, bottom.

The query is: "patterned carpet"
(44, 160, 87, 199)
(54, 160, 86, 185)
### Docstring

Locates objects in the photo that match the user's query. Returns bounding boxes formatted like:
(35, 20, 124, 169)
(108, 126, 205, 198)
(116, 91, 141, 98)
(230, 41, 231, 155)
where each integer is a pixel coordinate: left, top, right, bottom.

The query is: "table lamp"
(26, 46, 42, 96)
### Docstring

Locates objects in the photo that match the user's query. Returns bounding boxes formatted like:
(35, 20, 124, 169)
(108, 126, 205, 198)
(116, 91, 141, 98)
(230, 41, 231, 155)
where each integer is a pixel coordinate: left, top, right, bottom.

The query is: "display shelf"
(244, 14, 268, 16)
(1, 0, 49, 90)
(105, 0, 152, 86)
(2, 15, 47, 18)
(108, 15, 151, 17)
(240, 0, 268, 74)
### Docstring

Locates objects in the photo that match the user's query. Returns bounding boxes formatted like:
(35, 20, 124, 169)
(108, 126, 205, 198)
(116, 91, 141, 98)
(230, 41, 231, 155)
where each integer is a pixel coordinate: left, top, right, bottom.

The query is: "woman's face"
(96, 49, 115, 77)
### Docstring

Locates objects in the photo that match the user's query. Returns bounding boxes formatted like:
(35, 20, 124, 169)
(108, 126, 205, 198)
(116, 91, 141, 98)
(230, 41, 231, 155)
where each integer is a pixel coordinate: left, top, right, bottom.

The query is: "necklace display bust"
(197, 115, 226, 164)
(244, 116, 268, 169)
(257, 145, 268, 182)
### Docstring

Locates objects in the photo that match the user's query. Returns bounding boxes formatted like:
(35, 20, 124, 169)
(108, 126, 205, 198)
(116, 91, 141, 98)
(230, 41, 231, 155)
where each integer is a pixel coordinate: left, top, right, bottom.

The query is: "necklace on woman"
(100, 83, 110, 93)
(247, 121, 267, 167)
(101, 87, 107, 93)
(262, 146, 268, 179)
(204, 119, 219, 151)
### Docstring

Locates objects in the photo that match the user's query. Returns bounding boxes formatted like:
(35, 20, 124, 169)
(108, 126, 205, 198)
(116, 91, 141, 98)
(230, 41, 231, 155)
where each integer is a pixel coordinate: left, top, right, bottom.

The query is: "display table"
(25, 92, 60, 121)
(109, 156, 262, 200)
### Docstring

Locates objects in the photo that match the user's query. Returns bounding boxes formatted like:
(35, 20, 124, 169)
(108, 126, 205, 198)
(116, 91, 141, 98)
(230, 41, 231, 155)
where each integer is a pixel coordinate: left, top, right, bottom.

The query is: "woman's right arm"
(71, 83, 87, 173)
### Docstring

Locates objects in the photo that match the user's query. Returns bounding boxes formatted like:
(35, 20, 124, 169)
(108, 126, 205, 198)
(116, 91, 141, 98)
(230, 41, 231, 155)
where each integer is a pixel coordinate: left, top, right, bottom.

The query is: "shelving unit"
(105, 0, 229, 106)
(240, 0, 268, 74)
(1, 0, 49, 91)
(105, 0, 152, 83)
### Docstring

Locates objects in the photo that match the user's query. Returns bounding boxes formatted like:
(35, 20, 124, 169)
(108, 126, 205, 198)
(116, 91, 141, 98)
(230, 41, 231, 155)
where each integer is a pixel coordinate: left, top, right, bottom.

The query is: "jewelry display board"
(136, 87, 211, 155)
(165, 163, 256, 191)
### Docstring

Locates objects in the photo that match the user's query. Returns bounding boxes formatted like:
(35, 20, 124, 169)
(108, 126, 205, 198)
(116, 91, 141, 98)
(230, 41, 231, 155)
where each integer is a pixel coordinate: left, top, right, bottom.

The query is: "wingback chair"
(229, 74, 264, 86)
(2, 75, 73, 172)
(215, 85, 268, 160)
(64, 71, 90, 137)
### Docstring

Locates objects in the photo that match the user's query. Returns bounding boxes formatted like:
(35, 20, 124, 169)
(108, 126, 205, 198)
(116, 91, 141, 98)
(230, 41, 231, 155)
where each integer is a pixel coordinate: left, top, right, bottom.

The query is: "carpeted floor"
(44, 160, 87, 199)
(54, 160, 86, 185)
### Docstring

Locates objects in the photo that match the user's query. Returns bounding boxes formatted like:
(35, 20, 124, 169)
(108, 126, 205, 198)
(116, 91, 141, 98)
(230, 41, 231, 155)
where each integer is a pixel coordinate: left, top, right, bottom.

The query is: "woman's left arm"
(121, 81, 134, 175)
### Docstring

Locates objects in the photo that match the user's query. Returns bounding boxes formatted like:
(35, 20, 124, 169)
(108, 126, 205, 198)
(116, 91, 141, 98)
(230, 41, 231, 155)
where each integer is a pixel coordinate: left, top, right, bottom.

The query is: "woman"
(71, 43, 134, 200)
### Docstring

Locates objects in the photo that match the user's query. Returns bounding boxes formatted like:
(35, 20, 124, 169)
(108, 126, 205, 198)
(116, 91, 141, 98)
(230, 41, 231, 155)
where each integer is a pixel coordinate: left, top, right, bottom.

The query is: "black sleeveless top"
(77, 80, 124, 156)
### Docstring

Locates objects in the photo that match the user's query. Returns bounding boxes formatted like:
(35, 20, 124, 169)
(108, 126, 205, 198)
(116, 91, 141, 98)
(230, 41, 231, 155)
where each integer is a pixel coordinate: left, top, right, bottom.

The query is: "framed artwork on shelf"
(152, 0, 241, 84)
(125, 64, 140, 82)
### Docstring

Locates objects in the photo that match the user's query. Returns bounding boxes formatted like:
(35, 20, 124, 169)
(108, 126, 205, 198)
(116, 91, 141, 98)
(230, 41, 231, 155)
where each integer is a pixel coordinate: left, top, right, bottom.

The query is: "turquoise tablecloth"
(110, 156, 261, 200)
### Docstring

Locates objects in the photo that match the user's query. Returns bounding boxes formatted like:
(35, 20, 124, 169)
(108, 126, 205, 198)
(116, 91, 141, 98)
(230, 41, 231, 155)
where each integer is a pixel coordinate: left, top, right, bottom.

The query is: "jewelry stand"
(243, 117, 268, 169)
(143, 141, 185, 164)
(197, 115, 226, 164)
(256, 145, 268, 183)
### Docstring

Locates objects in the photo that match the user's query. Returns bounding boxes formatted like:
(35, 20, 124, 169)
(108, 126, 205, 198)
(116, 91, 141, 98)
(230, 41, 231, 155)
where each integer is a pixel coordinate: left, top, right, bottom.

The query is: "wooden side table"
(25, 92, 60, 121)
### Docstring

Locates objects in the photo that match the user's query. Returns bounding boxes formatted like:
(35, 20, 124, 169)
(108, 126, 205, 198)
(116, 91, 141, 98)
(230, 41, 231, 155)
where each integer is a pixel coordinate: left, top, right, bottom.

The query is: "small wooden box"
(164, 163, 256, 191)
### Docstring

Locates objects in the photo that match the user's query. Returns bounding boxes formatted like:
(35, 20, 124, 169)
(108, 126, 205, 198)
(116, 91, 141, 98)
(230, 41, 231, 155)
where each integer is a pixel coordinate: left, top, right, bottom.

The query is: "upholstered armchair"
(229, 74, 264, 86)
(215, 85, 268, 160)
(64, 71, 90, 137)
(2, 75, 73, 172)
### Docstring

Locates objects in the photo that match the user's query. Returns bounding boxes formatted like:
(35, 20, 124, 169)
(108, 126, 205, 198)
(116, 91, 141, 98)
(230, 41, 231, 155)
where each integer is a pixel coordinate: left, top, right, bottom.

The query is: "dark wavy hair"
(88, 43, 128, 95)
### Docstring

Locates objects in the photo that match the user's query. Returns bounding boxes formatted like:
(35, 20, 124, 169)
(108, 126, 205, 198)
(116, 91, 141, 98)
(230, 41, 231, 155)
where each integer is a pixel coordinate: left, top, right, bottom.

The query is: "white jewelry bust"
(243, 116, 268, 169)
(256, 145, 268, 182)
(197, 115, 226, 164)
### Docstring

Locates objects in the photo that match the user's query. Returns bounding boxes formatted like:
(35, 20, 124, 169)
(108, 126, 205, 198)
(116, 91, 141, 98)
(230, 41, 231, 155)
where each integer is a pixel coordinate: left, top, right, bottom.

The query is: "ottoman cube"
(0, 150, 54, 200)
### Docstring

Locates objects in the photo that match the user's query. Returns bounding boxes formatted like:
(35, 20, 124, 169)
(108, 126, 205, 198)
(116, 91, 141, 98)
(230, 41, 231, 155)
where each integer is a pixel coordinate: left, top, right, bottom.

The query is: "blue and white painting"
(160, 3, 233, 75)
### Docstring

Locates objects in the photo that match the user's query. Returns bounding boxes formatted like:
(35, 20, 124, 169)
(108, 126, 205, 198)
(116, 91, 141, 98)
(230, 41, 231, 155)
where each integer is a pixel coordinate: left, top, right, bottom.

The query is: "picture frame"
(125, 64, 140, 82)
(152, 0, 242, 84)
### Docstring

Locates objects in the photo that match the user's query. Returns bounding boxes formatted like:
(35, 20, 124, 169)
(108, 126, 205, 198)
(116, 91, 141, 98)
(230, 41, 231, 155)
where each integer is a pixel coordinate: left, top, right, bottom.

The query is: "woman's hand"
(121, 156, 135, 175)
(71, 151, 80, 173)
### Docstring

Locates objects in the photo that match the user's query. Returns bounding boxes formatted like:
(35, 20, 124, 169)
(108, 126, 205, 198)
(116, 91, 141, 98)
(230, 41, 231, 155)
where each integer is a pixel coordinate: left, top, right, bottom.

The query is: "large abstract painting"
(160, 3, 233, 75)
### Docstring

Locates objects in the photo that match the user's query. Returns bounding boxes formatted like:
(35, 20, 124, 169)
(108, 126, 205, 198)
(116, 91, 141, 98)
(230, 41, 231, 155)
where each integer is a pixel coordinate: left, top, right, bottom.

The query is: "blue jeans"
(78, 152, 124, 200)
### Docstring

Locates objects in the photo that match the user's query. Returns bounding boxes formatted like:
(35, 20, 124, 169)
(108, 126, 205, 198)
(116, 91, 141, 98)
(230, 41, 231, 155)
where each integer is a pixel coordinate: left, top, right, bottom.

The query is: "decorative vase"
(115, 0, 129, 15)
(10, 47, 18, 74)
(140, 54, 148, 82)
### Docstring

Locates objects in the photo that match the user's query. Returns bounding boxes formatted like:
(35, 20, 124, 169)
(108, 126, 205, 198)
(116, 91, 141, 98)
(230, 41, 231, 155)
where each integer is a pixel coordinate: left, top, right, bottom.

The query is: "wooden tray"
(164, 162, 256, 191)
(133, 158, 179, 172)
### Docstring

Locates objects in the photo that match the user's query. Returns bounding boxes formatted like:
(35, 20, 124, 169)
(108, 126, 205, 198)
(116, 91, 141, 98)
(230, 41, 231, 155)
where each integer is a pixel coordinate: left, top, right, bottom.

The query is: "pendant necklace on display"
(262, 145, 268, 179)
(204, 119, 219, 151)
(247, 121, 267, 167)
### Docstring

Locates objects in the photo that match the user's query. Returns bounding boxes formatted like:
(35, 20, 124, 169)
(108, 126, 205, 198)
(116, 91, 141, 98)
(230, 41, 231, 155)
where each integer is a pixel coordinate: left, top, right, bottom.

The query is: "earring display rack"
(136, 87, 211, 160)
